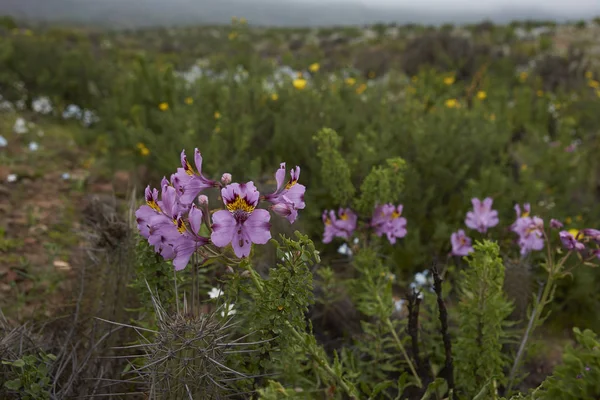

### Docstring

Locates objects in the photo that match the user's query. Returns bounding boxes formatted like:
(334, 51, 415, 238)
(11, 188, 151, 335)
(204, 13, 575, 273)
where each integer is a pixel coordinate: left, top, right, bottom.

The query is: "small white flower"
(28, 142, 39, 152)
(61, 172, 71, 180)
(208, 287, 223, 299)
(13, 118, 28, 134)
(32, 96, 53, 114)
(37, 130, 44, 137)
(337, 243, 353, 256)
(221, 303, 236, 317)
(353, 237, 359, 245)
(281, 251, 293, 262)
(394, 298, 405, 312)
(0, 135, 7, 148)
(7, 174, 17, 183)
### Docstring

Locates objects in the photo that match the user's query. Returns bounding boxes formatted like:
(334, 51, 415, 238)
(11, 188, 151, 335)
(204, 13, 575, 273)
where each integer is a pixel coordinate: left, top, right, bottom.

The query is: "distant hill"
(1, 0, 599, 28)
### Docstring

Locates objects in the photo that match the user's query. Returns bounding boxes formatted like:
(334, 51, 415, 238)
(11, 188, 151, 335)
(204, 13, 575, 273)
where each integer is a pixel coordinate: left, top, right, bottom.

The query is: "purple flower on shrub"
(371, 204, 407, 244)
(173, 148, 217, 205)
(264, 162, 306, 223)
(582, 229, 600, 244)
(550, 219, 563, 229)
(211, 182, 271, 258)
(510, 203, 532, 237)
(450, 230, 474, 256)
(559, 231, 585, 252)
(172, 204, 210, 270)
(516, 217, 545, 256)
(322, 208, 357, 243)
(465, 197, 499, 233)
(135, 184, 183, 260)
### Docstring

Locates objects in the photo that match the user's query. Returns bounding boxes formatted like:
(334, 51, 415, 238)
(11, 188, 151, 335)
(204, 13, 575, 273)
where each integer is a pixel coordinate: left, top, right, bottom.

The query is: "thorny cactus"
(127, 290, 259, 400)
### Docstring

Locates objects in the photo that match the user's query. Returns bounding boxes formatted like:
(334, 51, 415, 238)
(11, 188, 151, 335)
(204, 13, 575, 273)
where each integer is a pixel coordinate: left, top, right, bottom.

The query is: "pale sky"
(302, 0, 600, 14)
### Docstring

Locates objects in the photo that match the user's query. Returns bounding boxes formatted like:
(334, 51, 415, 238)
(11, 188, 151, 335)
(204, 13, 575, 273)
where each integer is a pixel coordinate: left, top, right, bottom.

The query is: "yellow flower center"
(339, 213, 349, 221)
(522, 211, 530, 218)
(176, 218, 186, 234)
(184, 159, 195, 176)
(147, 199, 161, 212)
(391, 210, 401, 219)
(568, 228, 579, 238)
(226, 195, 255, 214)
(284, 179, 297, 190)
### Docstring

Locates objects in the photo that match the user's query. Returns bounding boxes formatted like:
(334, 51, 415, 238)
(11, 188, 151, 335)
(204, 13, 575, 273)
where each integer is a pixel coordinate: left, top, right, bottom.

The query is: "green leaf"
(4, 379, 22, 391)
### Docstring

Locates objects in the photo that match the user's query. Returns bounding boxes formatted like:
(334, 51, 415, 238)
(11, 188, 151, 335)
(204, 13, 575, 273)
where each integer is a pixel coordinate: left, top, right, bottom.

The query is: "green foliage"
(2, 352, 56, 400)
(313, 127, 356, 206)
(533, 328, 600, 399)
(354, 157, 407, 215)
(454, 241, 514, 398)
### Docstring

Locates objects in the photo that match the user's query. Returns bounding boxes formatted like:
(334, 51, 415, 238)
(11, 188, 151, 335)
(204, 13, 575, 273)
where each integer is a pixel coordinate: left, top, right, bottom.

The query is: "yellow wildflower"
(356, 83, 367, 95)
(309, 63, 320, 73)
(536, 90, 544, 97)
(228, 31, 238, 40)
(568, 228, 579, 238)
(477, 90, 487, 100)
(519, 71, 528, 82)
(214, 111, 221, 120)
(565, 217, 573, 225)
(585, 71, 593, 79)
(158, 102, 169, 111)
(184, 97, 193, 105)
(293, 78, 307, 90)
(345, 77, 356, 86)
(489, 113, 496, 122)
(136, 143, 150, 156)
(588, 80, 600, 89)
(443, 76, 455, 85)
(368, 71, 376, 79)
(520, 164, 528, 171)
(214, 125, 221, 133)
(271, 93, 279, 101)
(445, 98, 458, 108)
(576, 215, 583, 222)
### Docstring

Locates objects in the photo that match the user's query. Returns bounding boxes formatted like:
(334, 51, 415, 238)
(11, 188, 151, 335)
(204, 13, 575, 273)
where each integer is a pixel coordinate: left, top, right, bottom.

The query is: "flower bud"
(224, 265, 234, 274)
(240, 270, 251, 278)
(221, 173, 232, 185)
(550, 219, 563, 229)
(198, 195, 209, 206)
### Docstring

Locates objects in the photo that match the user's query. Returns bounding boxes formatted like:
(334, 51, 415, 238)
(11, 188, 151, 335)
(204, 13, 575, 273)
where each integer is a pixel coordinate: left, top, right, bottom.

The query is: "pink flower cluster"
(450, 198, 600, 259)
(321, 203, 407, 245)
(135, 149, 306, 270)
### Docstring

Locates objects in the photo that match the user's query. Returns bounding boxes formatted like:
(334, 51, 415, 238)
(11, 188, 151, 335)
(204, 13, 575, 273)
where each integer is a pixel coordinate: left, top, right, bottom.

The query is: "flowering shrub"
(135, 148, 306, 268)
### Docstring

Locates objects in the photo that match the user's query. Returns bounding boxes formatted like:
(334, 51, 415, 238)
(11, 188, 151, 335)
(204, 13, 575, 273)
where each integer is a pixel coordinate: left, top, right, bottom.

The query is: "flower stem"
(373, 289, 423, 388)
(284, 320, 355, 397)
(385, 317, 423, 388)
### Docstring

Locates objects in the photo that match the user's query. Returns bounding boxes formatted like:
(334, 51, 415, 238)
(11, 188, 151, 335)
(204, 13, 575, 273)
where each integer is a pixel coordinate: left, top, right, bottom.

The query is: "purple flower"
(559, 231, 585, 252)
(465, 197, 499, 233)
(371, 204, 407, 244)
(511, 203, 532, 237)
(516, 217, 545, 256)
(264, 163, 306, 222)
(135, 184, 185, 260)
(211, 182, 271, 258)
(450, 230, 474, 256)
(271, 198, 299, 223)
(172, 148, 217, 205)
(173, 204, 209, 270)
(582, 228, 600, 244)
(322, 208, 357, 243)
(550, 219, 564, 229)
